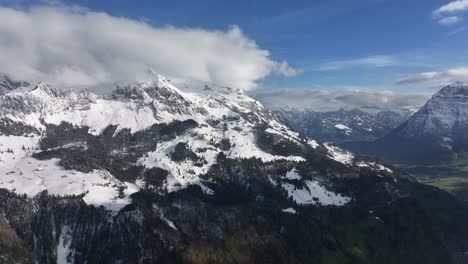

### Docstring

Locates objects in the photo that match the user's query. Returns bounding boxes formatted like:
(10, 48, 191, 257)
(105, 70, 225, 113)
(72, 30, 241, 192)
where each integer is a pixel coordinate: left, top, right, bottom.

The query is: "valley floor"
(396, 159, 468, 202)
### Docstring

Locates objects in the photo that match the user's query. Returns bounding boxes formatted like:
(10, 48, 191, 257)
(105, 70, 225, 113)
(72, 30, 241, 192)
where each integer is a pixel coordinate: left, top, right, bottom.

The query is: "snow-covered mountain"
(398, 82, 468, 141)
(0, 72, 390, 212)
(1, 74, 467, 264)
(255, 89, 428, 145)
(272, 107, 413, 144)
(345, 83, 468, 163)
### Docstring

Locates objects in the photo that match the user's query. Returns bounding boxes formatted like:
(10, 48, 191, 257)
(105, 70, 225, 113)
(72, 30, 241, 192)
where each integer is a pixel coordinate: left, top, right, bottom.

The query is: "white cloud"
(273, 61, 303, 77)
(434, 0, 468, 15)
(433, 0, 468, 26)
(0, 6, 299, 90)
(318, 55, 396, 71)
(396, 67, 468, 85)
(255, 89, 430, 112)
(437, 15, 463, 25)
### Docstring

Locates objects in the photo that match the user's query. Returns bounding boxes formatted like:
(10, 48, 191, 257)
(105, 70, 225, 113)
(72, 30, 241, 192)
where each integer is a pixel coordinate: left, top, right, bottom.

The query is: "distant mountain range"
(273, 107, 413, 144)
(258, 84, 468, 165)
(256, 89, 428, 145)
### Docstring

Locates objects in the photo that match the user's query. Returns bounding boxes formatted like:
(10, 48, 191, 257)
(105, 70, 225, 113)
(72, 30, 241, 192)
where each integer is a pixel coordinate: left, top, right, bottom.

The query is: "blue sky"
(2, 0, 468, 93)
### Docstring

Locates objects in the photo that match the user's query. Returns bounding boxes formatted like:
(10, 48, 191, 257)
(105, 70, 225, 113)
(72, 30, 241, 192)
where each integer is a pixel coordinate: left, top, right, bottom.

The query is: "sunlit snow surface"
(334, 124, 352, 131)
(324, 143, 354, 165)
(282, 207, 297, 214)
(334, 123, 352, 135)
(45, 99, 158, 136)
(0, 73, 322, 211)
(356, 161, 393, 173)
(282, 181, 350, 206)
(323, 143, 392, 173)
(272, 169, 351, 207)
(0, 135, 138, 211)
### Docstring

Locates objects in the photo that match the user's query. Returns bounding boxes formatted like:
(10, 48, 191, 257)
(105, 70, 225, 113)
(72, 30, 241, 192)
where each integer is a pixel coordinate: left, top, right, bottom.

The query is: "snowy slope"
(0, 135, 138, 211)
(0, 73, 311, 209)
(270, 168, 351, 206)
(0, 72, 388, 211)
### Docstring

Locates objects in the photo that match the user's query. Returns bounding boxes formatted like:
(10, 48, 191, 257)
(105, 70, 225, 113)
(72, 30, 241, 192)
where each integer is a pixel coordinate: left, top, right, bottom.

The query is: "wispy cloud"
(433, 0, 468, 26)
(448, 24, 468, 35)
(438, 16, 463, 25)
(396, 67, 468, 85)
(273, 61, 303, 77)
(318, 55, 396, 71)
(255, 89, 430, 112)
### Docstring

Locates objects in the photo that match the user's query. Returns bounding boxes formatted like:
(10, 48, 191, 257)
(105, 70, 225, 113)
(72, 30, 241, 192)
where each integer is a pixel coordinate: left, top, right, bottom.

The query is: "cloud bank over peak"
(0, 5, 299, 90)
(255, 89, 430, 113)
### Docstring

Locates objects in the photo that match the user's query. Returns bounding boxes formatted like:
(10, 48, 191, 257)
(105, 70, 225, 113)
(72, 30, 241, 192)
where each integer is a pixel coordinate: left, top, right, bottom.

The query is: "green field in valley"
(396, 159, 468, 201)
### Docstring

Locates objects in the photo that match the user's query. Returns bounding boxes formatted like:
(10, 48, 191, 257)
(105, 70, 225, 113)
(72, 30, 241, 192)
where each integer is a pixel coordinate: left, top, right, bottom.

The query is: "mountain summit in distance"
(272, 107, 412, 144)
(345, 83, 468, 164)
(256, 89, 427, 144)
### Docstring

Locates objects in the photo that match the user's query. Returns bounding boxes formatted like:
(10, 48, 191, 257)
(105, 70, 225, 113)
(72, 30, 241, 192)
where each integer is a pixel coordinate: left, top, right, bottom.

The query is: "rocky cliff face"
(0, 75, 467, 263)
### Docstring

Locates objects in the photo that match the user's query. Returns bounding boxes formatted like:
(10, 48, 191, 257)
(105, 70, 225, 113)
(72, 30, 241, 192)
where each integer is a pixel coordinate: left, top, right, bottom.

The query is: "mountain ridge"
(1, 72, 382, 211)
(272, 107, 413, 144)
(0, 75, 467, 263)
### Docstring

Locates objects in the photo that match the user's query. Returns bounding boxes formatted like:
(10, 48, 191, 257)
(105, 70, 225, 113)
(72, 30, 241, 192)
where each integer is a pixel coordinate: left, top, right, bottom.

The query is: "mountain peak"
(0, 74, 30, 94)
(138, 69, 172, 89)
(401, 82, 468, 138)
(360, 81, 468, 163)
(30, 82, 58, 97)
(145, 69, 162, 86)
(435, 82, 468, 98)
